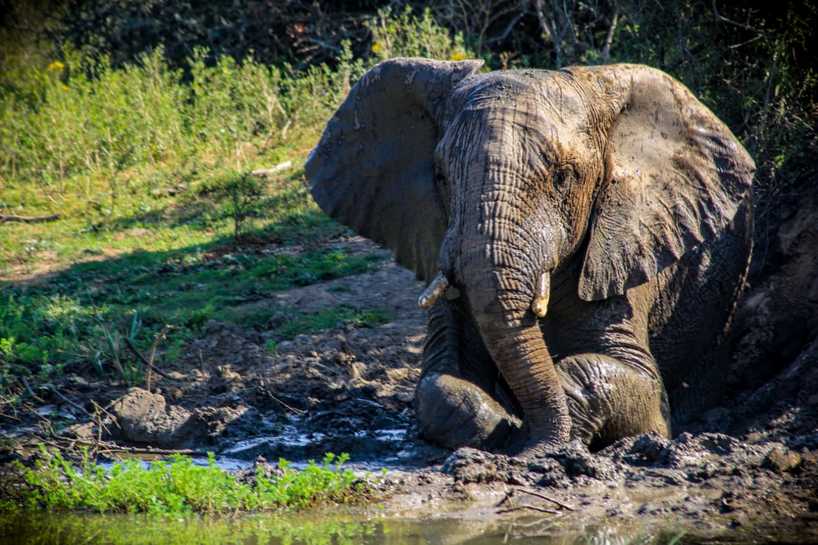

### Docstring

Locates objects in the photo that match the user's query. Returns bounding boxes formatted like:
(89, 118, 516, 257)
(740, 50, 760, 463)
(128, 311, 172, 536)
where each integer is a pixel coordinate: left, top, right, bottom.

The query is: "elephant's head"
(305, 58, 754, 453)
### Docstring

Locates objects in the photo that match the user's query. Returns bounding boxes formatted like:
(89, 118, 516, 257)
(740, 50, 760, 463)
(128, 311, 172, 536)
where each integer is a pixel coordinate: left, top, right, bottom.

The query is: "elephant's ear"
(575, 64, 755, 301)
(305, 57, 483, 281)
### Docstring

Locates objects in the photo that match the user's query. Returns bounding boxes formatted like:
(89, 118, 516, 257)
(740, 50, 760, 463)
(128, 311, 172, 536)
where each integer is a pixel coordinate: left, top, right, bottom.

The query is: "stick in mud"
(124, 336, 176, 381)
(518, 488, 576, 511)
(0, 213, 60, 223)
(496, 505, 560, 515)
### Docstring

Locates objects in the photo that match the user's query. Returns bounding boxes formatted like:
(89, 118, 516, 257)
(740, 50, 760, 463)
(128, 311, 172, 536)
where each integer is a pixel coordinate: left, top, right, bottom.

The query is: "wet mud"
(3, 187, 818, 541)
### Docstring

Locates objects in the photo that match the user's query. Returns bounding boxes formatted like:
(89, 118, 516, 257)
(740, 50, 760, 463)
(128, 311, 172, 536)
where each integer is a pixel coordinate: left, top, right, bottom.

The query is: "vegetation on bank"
(0, 9, 462, 394)
(1, 2, 816, 396)
(2, 448, 365, 514)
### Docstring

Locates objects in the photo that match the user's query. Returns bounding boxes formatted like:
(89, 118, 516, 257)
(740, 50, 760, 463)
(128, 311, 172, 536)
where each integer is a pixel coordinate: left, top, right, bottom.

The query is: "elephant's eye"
(554, 164, 577, 188)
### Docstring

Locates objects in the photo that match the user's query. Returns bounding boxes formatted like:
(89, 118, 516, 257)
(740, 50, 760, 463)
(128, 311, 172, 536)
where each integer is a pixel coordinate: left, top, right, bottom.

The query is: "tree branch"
(601, 5, 619, 62)
(0, 214, 60, 224)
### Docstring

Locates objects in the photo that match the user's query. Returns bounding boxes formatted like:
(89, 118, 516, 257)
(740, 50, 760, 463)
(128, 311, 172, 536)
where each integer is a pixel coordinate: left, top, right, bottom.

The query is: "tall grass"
(0, 9, 473, 195)
(0, 9, 472, 388)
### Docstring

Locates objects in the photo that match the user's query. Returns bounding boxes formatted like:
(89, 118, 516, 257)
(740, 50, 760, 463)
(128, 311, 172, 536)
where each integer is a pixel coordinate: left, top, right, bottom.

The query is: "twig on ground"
(20, 377, 46, 404)
(495, 489, 515, 507)
(0, 213, 60, 223)
(497, 504, 559, 515)
(518, 488, 576, 511)
(41, 432, 206, 457)
(47, 385, 94, 420)
(258, 379, 306, 416)
(123, 336, 175, 380)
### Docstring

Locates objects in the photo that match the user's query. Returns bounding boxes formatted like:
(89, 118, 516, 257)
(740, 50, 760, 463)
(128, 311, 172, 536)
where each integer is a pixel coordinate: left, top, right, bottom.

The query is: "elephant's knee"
(556, 353, 670, 448)
(415, 372, 520, 451)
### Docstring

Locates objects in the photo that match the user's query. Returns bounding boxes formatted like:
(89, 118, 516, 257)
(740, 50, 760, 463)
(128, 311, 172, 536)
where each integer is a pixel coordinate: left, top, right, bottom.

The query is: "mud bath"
(2, 210, 818, 542)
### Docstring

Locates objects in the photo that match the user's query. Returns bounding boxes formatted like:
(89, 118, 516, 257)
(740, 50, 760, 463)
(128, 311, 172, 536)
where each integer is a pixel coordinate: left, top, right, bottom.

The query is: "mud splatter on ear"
(572, 64, 754, 301)
(306, 57, 483, 281)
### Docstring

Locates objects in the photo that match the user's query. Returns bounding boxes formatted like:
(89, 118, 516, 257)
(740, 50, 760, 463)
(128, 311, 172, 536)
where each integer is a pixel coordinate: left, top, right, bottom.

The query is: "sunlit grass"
(3, 448, 366, 514)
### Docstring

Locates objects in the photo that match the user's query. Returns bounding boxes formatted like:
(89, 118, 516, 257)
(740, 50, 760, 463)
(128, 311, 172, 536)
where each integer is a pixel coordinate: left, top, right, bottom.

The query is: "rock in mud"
(763, 445, 802, 474)
(542, 440, 618, 482)
(442, 447, 532, 485)
(109, 387, 250, 448)
(110, 388, 199, 447)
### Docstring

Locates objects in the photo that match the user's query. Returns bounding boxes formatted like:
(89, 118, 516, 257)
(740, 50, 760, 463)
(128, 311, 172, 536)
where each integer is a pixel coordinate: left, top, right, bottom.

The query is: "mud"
(3, 187, 818, 542)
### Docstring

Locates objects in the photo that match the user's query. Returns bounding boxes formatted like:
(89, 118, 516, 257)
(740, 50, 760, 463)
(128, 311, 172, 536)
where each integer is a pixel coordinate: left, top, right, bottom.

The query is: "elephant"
(305, 58, 754, 458)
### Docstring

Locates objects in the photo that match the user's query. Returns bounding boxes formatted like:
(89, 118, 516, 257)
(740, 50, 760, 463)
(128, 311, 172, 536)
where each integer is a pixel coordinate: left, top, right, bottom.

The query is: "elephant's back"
(647, 197, 753, 410)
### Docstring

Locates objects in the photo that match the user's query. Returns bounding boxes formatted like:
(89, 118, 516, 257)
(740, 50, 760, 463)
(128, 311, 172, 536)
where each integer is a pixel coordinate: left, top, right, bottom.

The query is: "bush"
(204, 172, 264, 240)
(0, 7, 471, 194)
(368, 7, 472, 61)
(6, 447, 364, 514)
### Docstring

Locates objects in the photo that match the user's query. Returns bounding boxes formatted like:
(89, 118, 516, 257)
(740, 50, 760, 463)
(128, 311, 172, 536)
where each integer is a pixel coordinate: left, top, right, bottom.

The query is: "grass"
(3, 448, 365, 514)
(0, 240, 386, 388)
(270, 307, 393, 342)
(0, 8, 469, 394)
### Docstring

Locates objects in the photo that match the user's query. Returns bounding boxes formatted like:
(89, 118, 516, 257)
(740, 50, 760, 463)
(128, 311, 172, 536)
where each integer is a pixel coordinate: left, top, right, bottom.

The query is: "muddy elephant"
(305, 58, 754, 458)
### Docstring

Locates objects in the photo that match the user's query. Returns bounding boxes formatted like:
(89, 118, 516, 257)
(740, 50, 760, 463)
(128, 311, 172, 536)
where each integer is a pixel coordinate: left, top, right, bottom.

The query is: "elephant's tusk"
(531, 272, 550, 318)
(418, 272, 449, 309)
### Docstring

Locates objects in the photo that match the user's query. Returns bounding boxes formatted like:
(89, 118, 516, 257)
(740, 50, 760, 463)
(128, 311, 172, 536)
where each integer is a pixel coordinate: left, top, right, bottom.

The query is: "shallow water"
(0, 511, 689, 545)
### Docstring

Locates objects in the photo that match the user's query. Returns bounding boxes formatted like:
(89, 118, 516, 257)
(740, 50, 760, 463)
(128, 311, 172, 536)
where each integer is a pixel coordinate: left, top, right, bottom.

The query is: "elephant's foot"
(556, 353, 670, 449)
(415, 372, 522, 451)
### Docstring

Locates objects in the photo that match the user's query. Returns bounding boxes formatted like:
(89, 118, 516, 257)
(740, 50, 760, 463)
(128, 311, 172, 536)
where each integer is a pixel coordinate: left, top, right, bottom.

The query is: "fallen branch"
(46, 433, 206, 457)
(497, 504, 559, 515)
(123, 336, 176, 381)
(0, 213, 60, 223)
(47, 385, 94, 420)
(519, 488, 576, 511)
(251, 160, 293, 178)
(258, 378, 306, 416)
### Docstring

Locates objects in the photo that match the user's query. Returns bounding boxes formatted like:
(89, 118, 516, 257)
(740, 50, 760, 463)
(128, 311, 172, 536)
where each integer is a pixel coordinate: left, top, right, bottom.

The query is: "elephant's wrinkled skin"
(306, 59, 754, 457)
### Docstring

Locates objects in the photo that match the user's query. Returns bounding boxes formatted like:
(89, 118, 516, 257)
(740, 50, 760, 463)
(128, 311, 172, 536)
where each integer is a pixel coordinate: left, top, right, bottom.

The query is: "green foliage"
(0, 45, 368, 196)
(271, 306, 393, 341)
(1, 48, 188, 189)
(6, 447, 363, 514)
(204, 172, 264, 240)
(368, 7, 472, 61)
(0, 246, 384, 389)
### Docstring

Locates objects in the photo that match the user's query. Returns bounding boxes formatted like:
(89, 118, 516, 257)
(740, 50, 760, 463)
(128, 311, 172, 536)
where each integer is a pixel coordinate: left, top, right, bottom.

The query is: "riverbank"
(3, 216, 818, 540)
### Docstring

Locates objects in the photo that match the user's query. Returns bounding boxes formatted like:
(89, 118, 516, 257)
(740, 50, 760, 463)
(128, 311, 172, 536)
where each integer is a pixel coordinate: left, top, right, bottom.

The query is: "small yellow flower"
(449, 50, 467, 61)
(47, 61, 64, 72)
(371, 41, 383, 54)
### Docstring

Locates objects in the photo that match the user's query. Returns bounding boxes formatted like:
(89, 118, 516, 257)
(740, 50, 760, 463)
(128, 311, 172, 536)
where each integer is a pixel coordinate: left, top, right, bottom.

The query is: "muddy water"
(0, 511, 687, 545)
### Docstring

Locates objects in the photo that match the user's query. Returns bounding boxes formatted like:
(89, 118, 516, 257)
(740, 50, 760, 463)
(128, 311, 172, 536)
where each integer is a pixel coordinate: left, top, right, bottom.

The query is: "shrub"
(368, 7, 472, 61)
(6, 447, 364, 514)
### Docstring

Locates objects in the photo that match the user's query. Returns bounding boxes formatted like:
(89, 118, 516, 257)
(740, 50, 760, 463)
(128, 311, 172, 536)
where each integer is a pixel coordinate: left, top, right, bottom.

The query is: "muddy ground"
(3, 190, 818, 542)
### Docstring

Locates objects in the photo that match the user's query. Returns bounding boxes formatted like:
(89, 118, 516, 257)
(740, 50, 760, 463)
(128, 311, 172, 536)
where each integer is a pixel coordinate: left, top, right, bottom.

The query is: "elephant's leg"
(415, 299, 520, 450)
(556, 353, 670, 449)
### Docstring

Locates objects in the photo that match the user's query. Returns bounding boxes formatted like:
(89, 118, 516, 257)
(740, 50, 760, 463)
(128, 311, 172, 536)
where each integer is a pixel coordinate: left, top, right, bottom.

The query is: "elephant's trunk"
(457, 219, 572, 449)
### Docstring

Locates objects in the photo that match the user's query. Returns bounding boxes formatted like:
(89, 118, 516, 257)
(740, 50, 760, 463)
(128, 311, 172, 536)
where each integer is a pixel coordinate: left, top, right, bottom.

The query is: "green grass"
(0, 243, 385, 388)
(271, 307, 393, 341)
(0, 9, 470, 394)
(3, 448, 365, 514)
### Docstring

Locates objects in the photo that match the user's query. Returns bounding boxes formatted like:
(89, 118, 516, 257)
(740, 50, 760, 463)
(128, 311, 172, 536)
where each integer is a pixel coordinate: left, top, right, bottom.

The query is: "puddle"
(0, 511, 692, 545)
(216, 412, 421, 470)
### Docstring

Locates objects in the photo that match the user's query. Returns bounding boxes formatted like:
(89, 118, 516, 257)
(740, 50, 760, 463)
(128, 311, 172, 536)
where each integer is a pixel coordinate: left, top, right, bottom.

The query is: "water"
(0, 511, 688, 545)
